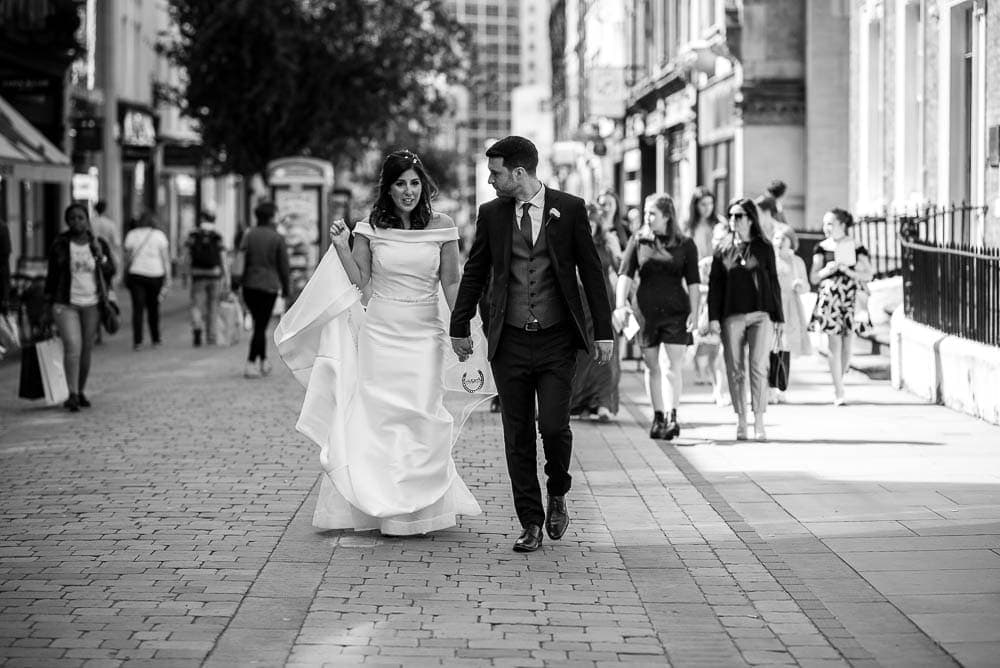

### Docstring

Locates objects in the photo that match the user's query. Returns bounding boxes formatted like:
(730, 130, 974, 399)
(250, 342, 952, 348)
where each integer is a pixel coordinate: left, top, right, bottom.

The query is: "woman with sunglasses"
(708, 198, 784, 441)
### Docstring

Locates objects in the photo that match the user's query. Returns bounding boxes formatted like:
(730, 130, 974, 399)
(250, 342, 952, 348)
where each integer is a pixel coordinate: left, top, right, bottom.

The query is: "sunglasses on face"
(729, 211, 746, 220)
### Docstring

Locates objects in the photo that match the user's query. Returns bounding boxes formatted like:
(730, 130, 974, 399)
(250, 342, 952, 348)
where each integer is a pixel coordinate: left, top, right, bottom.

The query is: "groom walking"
(451, 136, 614, 552)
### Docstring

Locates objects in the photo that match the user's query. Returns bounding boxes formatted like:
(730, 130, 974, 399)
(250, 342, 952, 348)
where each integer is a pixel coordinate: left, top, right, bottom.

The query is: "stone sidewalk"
(1, 299, 998, 667)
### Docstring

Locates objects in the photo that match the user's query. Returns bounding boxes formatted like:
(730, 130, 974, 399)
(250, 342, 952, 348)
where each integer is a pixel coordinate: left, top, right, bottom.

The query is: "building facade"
(611, 0, 853, 232)
(851, 0, 1000, 245)
(443, 0, 522, 209)
(549, 0, 627, 202)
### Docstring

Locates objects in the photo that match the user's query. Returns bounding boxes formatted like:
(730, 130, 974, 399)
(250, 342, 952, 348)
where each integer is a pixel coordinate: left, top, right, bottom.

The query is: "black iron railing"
(899, 204, 999, 347)
(853, 213, 902, 279)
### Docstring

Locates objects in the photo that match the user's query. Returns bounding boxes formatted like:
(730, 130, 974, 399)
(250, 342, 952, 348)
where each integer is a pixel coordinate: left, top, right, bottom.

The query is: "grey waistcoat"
(504, 220, 567, 328)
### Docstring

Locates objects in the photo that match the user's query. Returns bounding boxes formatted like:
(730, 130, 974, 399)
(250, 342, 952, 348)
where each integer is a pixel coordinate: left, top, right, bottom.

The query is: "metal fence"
(852, 213, 903, 279)
(899, 204, 999, 347)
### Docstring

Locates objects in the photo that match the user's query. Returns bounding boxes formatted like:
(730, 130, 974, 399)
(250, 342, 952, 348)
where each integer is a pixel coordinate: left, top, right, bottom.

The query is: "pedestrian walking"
(91, 200, 122, 275)
(708, 198, 784, 441)
(450, 136, 614, 553)
(684, 186, 726, 261)
(771, 225, 812, 402)
(184, 211, 228, 347)
(694, 223, 731, 406)
(234, 201, 290, 378)
(123, 211, 170, 351)
(276, 149, 491, 535)
(43, 204, 115, 411)
(809, 208, 873, 405)
(596, 188, 630, 249)
(755, 195, 781, 244)
(684, 186, 728, 388)
(765, 179, 788, 225)
(569, 202, 622, 423)
(615, 193, 700, 440)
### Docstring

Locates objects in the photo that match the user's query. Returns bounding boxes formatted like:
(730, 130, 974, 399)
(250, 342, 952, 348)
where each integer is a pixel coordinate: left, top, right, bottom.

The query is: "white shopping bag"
(36, 337, 69, 406)
(216, 298, 242, 346)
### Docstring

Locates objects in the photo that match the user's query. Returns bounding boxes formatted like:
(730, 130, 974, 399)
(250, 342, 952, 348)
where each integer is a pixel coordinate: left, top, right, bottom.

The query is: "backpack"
(189, 230, 222, 269)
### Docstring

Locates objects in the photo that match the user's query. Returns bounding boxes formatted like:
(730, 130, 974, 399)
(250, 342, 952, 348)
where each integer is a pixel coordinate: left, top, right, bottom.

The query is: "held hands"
(329, 219, 352, 249)
(593, 340, 614, 365)
(451, 336, 473, 362)
(709, 320, 722, 336)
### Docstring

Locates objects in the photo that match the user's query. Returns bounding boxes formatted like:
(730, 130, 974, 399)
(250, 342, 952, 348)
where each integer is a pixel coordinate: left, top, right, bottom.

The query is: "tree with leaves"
(159, 0, 470, 185)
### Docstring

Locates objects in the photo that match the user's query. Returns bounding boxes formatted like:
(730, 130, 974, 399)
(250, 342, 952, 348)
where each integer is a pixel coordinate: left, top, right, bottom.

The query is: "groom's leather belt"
(507, 318, 566, 333)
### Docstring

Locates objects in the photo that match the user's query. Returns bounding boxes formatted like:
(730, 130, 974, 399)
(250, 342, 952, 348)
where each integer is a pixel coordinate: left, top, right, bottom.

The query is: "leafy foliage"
(159, 0, 470, 179)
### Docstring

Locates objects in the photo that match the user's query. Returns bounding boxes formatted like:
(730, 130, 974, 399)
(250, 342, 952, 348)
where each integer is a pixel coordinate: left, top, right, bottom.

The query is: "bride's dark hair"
(370, 149, 438, 230)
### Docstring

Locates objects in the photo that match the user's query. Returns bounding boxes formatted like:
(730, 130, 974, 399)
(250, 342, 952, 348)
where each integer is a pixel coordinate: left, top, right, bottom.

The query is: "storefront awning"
(0, 94, 72, 183)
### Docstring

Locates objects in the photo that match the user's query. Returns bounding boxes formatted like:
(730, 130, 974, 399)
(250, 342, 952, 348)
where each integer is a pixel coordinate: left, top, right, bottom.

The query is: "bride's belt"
(370, 292, 438, 305)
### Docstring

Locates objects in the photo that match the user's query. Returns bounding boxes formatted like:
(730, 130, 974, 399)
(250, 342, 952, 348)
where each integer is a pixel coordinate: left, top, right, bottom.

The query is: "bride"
(274, 150, 494, 535)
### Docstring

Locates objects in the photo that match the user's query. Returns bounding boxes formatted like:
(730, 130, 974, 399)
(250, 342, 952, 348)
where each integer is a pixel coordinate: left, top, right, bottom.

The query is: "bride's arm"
(435, 214, 461, 312)
(330, 220, 372, 290)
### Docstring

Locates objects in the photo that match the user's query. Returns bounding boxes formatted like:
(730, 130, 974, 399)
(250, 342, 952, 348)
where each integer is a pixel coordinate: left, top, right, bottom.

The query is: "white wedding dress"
(274, 222, 495, 534)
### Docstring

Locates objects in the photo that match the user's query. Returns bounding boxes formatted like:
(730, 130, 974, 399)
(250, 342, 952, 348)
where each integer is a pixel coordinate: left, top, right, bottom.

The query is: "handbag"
(36, 337, 70, 405)
(94, 265, 120, 335)
(18, 342, 45, 400)
(768, 348, 790, 391)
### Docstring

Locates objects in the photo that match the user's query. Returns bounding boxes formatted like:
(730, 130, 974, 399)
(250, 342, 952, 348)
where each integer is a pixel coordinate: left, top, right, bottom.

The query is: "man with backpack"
(185, 211, 228, 346)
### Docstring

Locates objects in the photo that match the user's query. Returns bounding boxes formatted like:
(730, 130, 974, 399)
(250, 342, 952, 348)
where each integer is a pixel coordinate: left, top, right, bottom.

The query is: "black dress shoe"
(513, 524, 543, 552)
(545, 495, 569, 540)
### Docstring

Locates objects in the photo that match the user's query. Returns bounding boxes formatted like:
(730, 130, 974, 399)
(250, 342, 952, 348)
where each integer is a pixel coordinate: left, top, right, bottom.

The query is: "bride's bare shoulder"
(427, 212, 457, 230)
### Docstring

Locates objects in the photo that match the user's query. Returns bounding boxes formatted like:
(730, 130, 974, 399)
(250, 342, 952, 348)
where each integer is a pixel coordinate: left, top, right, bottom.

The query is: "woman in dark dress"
(708, 198, 784, 441)
(809, 208, 873, 405)
(569, 203, 623, 422)
(615, 193, 700, 440)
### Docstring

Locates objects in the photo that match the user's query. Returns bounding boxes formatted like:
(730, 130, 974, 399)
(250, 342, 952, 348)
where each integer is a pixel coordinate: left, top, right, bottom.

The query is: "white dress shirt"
(514, 184, 546, 243)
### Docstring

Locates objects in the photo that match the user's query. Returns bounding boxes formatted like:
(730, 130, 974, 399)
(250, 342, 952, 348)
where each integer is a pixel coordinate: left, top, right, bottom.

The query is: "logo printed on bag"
(461, 370, 485, 393)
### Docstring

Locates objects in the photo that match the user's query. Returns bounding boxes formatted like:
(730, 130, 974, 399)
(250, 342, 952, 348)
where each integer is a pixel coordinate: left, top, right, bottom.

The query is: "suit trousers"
(720, 311, 772, 416)
(491, 322, 578, 528)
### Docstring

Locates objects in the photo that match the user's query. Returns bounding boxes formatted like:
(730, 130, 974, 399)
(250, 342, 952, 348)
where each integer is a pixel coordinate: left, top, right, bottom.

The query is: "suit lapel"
(543, 188, 561, 269)
(498, 198, 515, 280)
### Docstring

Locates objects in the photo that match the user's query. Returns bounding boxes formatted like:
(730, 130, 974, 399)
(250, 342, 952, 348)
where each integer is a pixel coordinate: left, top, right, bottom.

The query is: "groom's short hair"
(486, 136, 538, 174)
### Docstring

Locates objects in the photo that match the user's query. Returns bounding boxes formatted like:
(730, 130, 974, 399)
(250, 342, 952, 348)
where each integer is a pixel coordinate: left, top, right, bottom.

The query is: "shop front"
(624, 79, 697, 211)
(0, 94, 72, 271)
(118, 101, 158, 225)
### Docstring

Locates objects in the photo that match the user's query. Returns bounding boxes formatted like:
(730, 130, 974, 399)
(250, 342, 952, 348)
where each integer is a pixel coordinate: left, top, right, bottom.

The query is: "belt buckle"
(523, 320, 541, 332)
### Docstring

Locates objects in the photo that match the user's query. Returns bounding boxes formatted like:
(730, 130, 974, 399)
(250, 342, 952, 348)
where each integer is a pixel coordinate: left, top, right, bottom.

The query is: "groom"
(450, 136, 614, 552)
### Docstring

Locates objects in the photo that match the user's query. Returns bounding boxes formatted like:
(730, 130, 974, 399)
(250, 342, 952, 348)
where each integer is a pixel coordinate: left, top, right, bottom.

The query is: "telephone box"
(266, 157, 335, 302)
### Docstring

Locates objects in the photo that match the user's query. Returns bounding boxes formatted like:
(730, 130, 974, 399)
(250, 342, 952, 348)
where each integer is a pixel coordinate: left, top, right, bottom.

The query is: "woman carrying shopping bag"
(43, 204, 116, 412)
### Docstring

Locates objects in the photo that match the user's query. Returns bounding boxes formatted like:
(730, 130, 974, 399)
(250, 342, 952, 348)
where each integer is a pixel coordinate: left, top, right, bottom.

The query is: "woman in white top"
(44, 204, 116, 411)
(123, 212, 171, 350)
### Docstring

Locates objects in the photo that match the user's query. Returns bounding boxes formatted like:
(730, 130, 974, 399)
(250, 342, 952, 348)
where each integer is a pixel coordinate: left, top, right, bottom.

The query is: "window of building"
(948, 1, 979, 209)
(699, 141, 731, 214)
(486, 5, 498, 16)
(895, 0, 924, 204)
(858, 2, 886, 210)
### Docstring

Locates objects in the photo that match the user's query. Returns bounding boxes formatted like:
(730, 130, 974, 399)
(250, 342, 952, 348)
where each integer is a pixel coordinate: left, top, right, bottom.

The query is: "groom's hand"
(593, 340, 614, 365)
(451, 336, 473, 362)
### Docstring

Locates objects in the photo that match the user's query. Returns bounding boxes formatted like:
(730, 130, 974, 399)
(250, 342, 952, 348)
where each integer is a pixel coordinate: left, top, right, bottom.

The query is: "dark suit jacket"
(450, 187, 614, 360)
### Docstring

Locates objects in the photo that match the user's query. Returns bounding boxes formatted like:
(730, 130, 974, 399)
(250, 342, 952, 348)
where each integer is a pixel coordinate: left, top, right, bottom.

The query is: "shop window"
(699, 140, 731, 211)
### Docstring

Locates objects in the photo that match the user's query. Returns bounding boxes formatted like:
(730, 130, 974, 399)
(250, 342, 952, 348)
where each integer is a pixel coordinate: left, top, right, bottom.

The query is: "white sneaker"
(244, 362, 261, 379)
(596, 406, 613, 423)
(260, 359, 273, 376)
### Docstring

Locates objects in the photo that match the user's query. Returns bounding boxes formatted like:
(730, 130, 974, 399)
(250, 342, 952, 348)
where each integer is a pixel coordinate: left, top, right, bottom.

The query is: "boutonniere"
(545, 208, 561, 226)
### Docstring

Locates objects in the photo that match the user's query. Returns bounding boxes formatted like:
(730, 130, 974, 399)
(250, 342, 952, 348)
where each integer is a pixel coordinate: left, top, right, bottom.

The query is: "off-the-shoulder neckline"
(354, 221, 458, 238)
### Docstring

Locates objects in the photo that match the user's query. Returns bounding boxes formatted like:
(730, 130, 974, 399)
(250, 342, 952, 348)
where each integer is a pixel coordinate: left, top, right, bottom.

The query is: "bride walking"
(275, 150, 493, 535)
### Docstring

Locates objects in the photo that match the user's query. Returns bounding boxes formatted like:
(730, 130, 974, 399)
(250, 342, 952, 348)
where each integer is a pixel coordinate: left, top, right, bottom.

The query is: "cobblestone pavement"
(1, 299, 998, 667)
